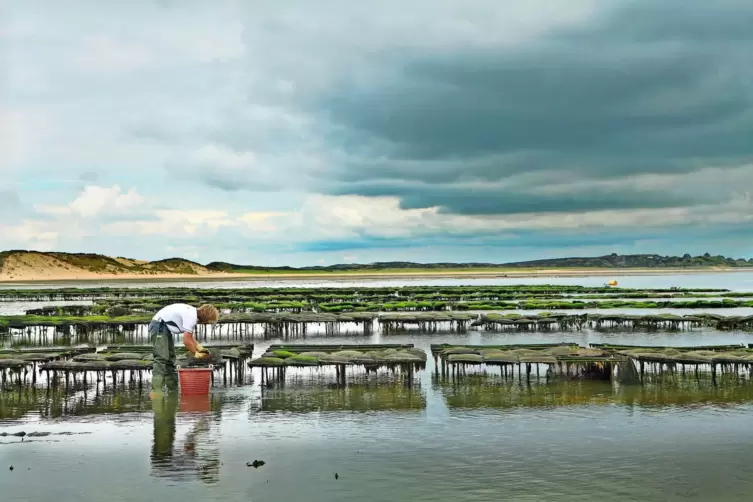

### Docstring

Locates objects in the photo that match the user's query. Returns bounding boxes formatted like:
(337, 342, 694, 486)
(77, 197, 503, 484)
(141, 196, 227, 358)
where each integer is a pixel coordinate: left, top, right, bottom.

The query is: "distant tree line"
(206, 253, 753, 272)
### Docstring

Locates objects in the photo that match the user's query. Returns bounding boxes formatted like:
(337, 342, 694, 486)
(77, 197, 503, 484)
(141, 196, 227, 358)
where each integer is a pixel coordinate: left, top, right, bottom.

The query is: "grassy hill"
(499, 253, 753, 269)
(0, 250, 213, 280)
(1, 250, 751, 281)
(207, 253, 753, 272)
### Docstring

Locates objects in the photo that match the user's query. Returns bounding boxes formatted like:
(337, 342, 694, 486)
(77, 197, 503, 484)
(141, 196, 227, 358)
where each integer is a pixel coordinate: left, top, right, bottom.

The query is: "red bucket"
(180, 394, 211, 413)
(178, 367, 212, 396)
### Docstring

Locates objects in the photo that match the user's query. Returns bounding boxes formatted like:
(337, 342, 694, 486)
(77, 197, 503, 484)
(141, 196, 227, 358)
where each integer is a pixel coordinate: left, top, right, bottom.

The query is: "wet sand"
(1, 266, 753, 284)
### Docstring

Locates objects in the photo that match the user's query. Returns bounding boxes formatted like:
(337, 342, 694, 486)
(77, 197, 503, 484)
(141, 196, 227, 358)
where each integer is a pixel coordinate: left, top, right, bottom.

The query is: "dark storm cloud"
(299, 229, 663, 253)
(313, 1, 753, 213)
(331, 181, 700, 215)
(299, 220, 753, 254)
(324, 52, 731, 161)
(128, 1, 753, 222)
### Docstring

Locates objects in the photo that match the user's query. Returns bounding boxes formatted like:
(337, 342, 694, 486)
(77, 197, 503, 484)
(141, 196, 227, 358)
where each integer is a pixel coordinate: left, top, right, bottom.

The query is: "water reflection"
(255, 376, 426, 413)
(434, 375, 753, 410)
(1, 383, 229, 485)
(6, 369, 753, 501)
(0, 383, 152, 421)
(151, 394, 221, 484)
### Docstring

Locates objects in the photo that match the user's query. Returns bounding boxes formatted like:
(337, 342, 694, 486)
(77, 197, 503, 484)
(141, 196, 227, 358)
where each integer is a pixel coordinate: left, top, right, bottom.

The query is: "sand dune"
(1, 250, 751, 283)
(0, 251, 231, 282)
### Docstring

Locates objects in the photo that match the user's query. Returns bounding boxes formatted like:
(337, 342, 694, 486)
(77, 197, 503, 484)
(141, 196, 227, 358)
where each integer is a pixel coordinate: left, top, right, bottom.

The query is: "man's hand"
(183, 331, 211, 358)
(183, 332, 205, 354)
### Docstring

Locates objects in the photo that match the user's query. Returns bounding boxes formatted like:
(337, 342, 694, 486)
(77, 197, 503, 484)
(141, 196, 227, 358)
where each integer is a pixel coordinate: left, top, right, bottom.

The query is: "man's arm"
(183, 331, 200, 353)
(180, 309, 203, 354)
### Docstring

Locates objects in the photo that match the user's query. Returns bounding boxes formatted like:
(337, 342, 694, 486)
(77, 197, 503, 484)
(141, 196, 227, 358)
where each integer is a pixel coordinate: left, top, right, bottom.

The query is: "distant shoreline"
(2, 267, 753, 285)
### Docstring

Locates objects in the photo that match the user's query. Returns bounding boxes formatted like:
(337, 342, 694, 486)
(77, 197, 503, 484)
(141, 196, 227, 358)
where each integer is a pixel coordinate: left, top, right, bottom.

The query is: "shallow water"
(0, 300, 94, 316)
(4, 309, 753, 350)
(4, 273, 753, 501)
(2, 270, 753, 290)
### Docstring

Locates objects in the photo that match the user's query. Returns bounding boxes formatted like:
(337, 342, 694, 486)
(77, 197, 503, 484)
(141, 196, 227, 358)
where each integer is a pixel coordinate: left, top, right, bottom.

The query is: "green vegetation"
(206, 252, 753, 272)
(3, 311, 753, 334)
(45, 252, 129, 273)
(499, 252, 753, 269)
(612, 346, 753, 364)
(321, 299, 753, 312)
(0, 312, 380, 332)
(0, 284, 733, 303)
(7, 285, 753, 326)
(516, 299, 753, 310)
(4, 285, 753, 339)
(0, 314, 152, 328)
(249, 344, 427, 367)
(433, 343, 615, 365)
(19, 297, 753, 318)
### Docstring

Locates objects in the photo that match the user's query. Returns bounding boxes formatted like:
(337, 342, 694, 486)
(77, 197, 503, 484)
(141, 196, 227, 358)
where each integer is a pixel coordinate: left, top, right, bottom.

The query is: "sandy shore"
(1, 267, 752, 284)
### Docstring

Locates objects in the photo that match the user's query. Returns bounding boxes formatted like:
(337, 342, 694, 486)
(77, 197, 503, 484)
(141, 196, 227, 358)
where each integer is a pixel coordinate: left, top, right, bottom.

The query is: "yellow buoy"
(607, 280, 618, 287)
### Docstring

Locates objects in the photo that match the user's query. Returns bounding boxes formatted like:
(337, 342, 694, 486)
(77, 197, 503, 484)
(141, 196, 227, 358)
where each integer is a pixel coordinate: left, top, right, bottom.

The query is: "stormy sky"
(1, 0, 752, 265)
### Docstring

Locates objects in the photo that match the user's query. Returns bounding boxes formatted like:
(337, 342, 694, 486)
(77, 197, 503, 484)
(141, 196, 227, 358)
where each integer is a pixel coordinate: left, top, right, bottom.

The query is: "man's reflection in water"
(150, 394, 220, 484)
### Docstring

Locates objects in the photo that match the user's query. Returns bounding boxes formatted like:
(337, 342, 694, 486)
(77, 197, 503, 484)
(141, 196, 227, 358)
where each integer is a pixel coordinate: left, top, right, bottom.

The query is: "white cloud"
(237, 211, 293, 235)
(71, 185, 145, 218)
(294, 193, 753, 238)
(3, 184, 751, 264)
(0, 220, 60, 249)
(37, 185, 146, 218)
(102, 210, 236, 237)
(122, 191, 753, 246)
(300, 195, 439, 239)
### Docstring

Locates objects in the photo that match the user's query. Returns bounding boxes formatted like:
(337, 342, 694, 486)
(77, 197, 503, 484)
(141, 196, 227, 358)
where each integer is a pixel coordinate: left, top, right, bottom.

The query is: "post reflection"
(150, 394, 221, 484)
(432, 373, 753, 410)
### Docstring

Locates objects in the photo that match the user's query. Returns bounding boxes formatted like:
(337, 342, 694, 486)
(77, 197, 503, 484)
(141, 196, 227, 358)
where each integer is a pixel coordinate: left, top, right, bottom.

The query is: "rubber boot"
(150, 374, 165, 399)
(151, 394, 179, 467)
(164, 371, 179, 394)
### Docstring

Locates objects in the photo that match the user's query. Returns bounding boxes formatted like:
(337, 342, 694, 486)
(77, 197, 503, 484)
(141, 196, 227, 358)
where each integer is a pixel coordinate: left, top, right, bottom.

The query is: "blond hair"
(197, 304, 219, 323)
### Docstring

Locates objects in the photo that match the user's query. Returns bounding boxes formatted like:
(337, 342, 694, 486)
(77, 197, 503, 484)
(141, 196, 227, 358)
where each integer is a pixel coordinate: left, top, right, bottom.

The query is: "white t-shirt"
(152, 303, 198, 335)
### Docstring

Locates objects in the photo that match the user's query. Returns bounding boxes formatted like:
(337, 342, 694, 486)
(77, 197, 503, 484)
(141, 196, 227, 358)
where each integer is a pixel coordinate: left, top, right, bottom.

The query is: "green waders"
(151, 393, 179, 469)
(149, 319, 179, 393)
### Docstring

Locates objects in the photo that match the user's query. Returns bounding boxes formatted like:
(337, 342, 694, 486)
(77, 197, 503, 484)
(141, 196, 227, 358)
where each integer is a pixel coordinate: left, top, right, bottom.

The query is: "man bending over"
(149, 303, 219, 395)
